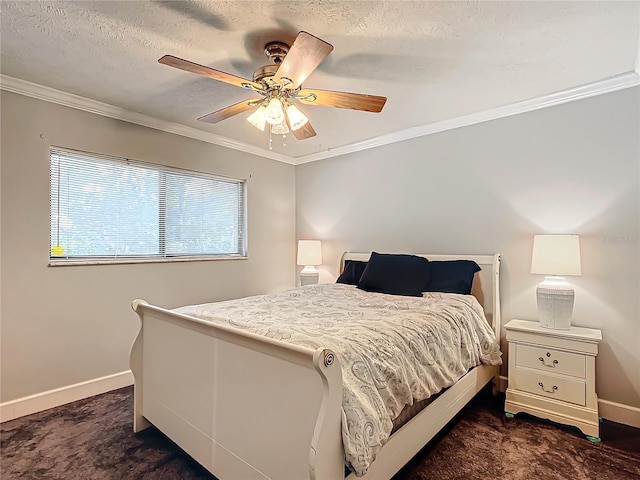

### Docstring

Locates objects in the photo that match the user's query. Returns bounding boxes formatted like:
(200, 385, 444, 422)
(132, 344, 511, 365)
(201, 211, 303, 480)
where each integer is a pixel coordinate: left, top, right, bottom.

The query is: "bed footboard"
(130, 299, 345, 480)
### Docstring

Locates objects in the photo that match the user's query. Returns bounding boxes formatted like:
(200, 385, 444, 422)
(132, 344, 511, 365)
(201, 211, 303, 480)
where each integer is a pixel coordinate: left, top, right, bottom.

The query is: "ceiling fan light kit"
(158, 31, 387, 150)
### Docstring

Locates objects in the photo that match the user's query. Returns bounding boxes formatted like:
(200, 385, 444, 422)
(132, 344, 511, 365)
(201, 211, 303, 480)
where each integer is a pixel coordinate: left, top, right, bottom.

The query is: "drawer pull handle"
(538, 354, 559, 368)
(538, 382, 558, 394)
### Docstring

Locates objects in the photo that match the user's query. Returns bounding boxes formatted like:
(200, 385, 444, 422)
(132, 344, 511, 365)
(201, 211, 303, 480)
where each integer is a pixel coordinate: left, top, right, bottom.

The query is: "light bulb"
(247, 106, 267, 131)
(271, 120, 289, 135)
(285, 104, 308, 131)
(265, 98, 285, 125)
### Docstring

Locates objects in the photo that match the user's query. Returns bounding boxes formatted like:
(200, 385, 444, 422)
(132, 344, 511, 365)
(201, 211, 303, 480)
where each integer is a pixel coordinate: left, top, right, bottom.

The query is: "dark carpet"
(1, 386, 639, 479)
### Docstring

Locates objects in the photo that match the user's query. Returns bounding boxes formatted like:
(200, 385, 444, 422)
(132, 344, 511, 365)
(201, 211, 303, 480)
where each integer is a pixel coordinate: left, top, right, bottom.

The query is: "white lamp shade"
(531, 235, 581, 276)
(271, 120, 289, 135)
(265, 98, 285, 125)
(297, 240, 322, 266)
(247, 106, 267, 131)
(285, 104, 309, 131)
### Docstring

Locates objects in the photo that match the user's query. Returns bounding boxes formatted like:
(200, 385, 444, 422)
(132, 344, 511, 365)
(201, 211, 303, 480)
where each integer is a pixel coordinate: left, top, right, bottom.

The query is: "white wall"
(296, 87, 640, 409)
(0, 91, 296, 403)
(2, 85, 638, 414)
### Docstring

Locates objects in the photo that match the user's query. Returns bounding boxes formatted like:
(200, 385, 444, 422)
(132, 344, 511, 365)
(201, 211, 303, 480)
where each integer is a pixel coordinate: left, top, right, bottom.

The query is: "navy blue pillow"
(357, 252, 430, 297)
(424, 260, 481, 295)
(336, 260, 368, 285)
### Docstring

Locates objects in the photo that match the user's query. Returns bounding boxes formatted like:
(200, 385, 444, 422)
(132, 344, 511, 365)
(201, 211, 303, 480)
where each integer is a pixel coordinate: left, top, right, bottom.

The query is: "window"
(50, 148, 246, 264)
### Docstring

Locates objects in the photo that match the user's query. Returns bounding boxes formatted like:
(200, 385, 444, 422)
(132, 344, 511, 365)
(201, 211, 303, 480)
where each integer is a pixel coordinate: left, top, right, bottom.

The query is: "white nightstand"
(504, 319, 602, 441)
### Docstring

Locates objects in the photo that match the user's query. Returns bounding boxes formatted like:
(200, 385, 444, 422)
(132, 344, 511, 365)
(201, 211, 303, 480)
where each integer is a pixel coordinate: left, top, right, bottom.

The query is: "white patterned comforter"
(174, 283, 502, 476)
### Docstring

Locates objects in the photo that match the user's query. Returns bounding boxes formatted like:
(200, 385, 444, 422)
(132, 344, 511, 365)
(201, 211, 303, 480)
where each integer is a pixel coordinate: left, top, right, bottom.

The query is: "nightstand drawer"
(512, 369, 586, 406)
(516, 344, 585, 378)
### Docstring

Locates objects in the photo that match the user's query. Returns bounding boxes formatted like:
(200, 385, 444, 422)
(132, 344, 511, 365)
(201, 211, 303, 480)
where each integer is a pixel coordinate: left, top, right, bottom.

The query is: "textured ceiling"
(1, 1, 639, 159)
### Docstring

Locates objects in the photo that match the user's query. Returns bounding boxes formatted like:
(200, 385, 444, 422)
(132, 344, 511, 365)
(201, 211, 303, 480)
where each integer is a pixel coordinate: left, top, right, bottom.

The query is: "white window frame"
(49, 147, 247, 266)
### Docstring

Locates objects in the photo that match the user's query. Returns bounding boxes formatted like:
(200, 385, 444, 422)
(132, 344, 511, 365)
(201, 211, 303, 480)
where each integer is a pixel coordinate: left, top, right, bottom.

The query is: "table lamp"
(297, 240, 322, 286)
(531, 234, 581, 329)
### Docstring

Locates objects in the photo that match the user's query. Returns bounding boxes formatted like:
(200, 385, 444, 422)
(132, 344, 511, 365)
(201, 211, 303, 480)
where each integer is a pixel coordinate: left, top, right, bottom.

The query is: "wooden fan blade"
(274, 32, 333, 89)
(298, 88, 386, 112)
(159, 55, 263, 91)
(198, 100, 256, 124)
(289, 120, 316, 140)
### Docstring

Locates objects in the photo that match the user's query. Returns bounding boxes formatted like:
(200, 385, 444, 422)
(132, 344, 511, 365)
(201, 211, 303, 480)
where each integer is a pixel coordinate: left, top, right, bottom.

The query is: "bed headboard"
(340, 252, 502, 341)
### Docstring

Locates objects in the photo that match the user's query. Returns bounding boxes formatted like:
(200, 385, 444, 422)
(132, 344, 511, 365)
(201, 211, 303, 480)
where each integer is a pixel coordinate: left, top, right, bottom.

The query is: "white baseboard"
(0, 370, 133, 423)
(598, 399, 640, 428)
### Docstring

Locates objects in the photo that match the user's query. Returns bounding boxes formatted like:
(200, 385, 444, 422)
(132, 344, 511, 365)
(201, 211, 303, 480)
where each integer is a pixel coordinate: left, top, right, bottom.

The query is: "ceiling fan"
(159, 31, 386, 148)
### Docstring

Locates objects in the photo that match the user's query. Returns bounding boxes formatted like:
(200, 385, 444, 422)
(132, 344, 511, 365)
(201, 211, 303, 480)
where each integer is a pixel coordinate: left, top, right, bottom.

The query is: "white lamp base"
(299, 265, 319, 286)
(537, 276, 574, 329)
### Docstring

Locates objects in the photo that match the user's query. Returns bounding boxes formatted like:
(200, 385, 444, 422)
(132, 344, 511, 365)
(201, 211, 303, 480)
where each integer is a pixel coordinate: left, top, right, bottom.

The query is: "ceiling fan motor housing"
(252, 64, 279, 83)
(264, 41, 290, 64)
(253, 41, 292, 84)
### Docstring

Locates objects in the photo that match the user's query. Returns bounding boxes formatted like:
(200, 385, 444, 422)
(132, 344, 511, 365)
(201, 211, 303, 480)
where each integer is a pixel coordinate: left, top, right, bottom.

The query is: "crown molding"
(294, 71, 640, 165)
(0, 75, 294, 165)
(2, 72, 638, 166)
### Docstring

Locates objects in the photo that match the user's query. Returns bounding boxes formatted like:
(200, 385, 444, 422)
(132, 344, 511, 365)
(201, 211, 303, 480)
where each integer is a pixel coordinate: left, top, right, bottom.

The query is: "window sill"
(48, 255, 248, 267)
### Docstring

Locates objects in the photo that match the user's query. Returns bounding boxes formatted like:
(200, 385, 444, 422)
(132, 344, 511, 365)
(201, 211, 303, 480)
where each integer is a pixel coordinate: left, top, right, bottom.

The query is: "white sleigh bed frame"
(130, 252, 501, 480)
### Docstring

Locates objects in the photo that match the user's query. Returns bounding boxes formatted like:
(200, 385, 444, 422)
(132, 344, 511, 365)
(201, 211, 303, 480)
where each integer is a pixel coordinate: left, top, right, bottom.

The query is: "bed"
(130, 252, 502, 479)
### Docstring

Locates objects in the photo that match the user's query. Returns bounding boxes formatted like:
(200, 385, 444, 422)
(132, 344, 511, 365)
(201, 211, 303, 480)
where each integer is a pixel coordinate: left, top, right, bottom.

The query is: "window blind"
(50, 148, 246, 262)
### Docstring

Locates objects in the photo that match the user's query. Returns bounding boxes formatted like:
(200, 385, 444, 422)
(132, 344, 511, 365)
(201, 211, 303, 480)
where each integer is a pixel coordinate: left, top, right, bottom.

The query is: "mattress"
(174, 283, 502, 476)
